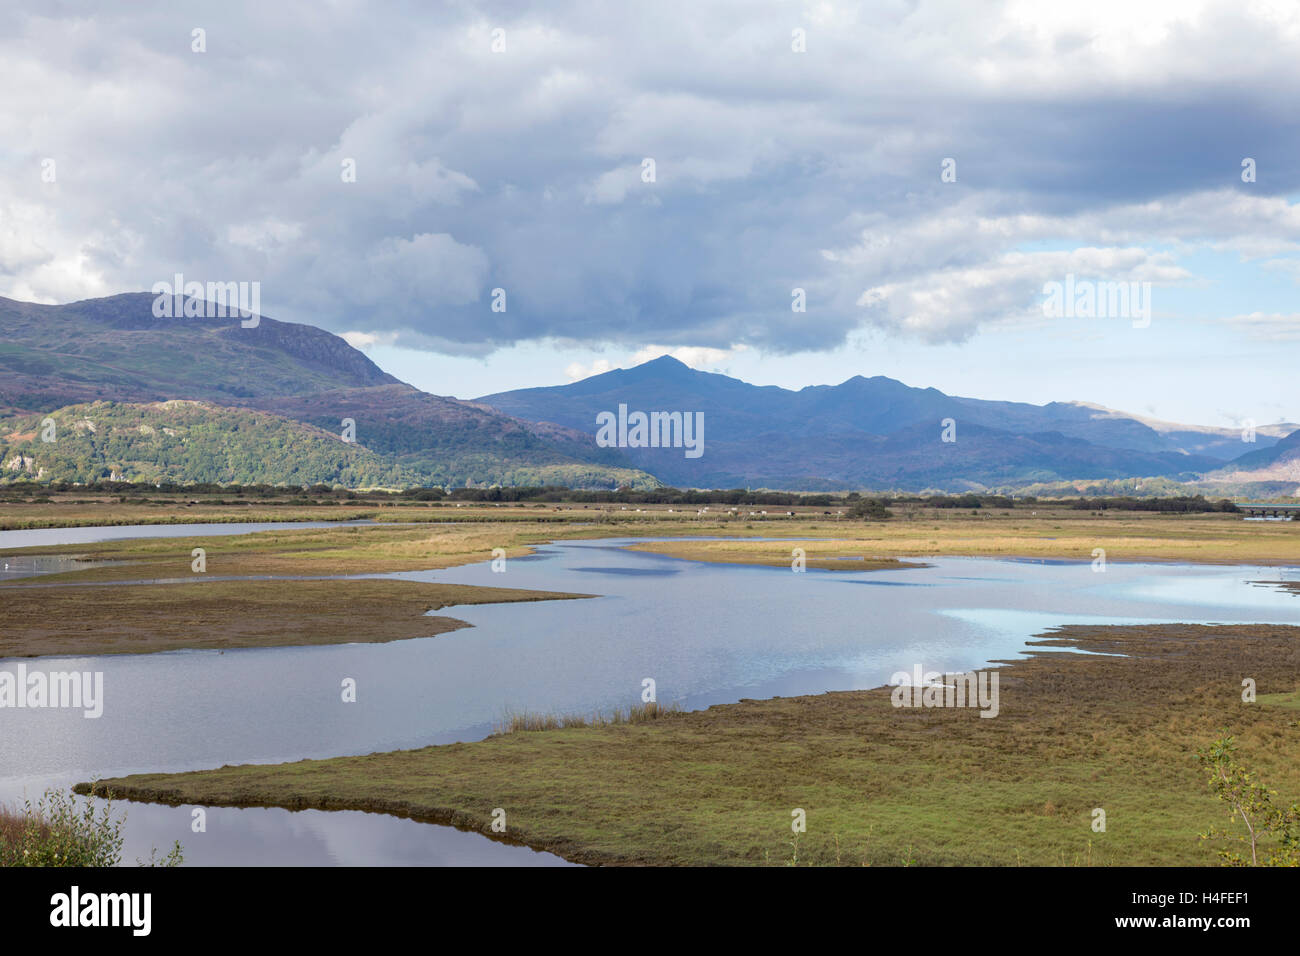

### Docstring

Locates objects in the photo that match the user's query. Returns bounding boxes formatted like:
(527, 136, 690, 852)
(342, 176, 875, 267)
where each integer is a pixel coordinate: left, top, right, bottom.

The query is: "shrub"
(1196, 733, 1300, 866)
(0, 788, 182, 867)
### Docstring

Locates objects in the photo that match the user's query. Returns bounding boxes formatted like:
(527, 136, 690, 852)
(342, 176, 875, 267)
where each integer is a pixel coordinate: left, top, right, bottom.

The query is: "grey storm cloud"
(3, 0, 1300, 355)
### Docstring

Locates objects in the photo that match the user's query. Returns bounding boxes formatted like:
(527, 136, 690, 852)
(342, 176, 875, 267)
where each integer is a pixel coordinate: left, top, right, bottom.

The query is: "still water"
(1, 525, 1296, 865)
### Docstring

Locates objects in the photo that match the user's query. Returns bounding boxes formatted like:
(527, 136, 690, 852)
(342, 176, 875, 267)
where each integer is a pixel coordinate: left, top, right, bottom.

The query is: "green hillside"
(0, 401, 660, 489)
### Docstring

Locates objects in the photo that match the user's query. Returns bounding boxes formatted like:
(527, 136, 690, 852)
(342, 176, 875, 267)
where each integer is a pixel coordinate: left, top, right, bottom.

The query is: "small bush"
(0, 788, 182, 867)
(1197, 733, 1300, 866)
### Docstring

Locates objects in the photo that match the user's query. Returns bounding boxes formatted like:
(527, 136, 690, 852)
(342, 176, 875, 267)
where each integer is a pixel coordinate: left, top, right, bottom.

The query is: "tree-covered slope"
(0, 401, 662, 489)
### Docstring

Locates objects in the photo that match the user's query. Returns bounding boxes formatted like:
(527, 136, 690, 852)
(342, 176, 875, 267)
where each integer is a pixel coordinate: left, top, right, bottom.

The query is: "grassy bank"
(626, 509, 1300, 566)
(0, 578, 589, 658)
(0, 521, 570, 584)
(78, 623, 1300, 866)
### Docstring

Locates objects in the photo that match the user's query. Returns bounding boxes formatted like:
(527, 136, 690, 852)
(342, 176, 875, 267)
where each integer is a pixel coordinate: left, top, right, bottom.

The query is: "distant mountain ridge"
(2, 293, 1294, 492)
(478, 356, 1298, 491)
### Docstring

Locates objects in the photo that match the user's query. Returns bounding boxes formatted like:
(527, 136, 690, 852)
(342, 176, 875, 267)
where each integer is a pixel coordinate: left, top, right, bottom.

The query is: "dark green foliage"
(849, 497, 893, 519)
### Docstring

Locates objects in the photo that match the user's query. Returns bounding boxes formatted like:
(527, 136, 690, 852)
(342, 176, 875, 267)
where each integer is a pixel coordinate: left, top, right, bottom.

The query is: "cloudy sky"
(2, 0, 1299, 425)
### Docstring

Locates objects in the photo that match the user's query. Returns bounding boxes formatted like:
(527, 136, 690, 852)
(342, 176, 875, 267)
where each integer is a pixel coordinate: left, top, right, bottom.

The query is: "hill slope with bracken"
(0, 294, 657, 488)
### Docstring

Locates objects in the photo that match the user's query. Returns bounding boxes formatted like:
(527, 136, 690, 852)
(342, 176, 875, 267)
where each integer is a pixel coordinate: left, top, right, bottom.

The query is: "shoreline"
(76, 621, 1300, 866)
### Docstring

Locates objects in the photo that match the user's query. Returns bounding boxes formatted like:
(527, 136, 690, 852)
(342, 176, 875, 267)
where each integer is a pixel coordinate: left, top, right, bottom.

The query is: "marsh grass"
(495, 700, 682, 734)
(0, 577, 590, 658)
(82, 623, 1300, 867)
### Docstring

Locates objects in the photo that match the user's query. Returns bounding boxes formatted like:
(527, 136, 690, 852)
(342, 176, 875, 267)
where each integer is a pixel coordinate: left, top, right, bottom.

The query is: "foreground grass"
(0, 578, 589, 658)
(78, 623, 1300, 865)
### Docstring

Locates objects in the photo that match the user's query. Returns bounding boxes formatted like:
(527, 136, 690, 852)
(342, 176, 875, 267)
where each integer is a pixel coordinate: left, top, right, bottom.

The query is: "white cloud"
(564, 359, 614, 380)
(857, 247, 1192, 340)
(227, 219, 303, 252)
(1222, 312, 1300, 341)
(3, 1, 1300, 353)
(628, 345, 749, 368)
(564, 344, 749, 381)
(340, 330, 399, 350)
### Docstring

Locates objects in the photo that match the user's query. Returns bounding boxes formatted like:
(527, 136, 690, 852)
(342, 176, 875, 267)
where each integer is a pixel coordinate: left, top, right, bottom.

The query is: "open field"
(0, 498, 387, 530)
(77, 622, 1300, 866)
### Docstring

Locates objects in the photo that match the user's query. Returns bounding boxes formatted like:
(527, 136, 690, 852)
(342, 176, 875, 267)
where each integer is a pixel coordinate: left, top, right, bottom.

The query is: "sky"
(2, 0, 1299, 427)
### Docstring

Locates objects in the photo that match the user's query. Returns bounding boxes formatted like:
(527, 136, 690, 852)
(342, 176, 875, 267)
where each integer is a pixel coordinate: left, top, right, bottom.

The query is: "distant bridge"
(1236, 502, 1300, 519)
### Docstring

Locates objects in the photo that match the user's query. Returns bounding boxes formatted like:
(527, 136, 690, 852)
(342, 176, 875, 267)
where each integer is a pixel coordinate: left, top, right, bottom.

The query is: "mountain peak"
(631, 354, 691, 373)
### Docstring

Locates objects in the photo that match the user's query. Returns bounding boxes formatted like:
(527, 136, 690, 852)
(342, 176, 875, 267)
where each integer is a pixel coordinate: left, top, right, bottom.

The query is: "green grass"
(1258, 690, 1300, 710)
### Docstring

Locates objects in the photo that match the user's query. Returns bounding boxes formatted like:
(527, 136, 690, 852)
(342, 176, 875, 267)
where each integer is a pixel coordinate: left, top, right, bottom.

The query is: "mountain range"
(1, 293, 1296, 493)
(478, 356, 1299, 491)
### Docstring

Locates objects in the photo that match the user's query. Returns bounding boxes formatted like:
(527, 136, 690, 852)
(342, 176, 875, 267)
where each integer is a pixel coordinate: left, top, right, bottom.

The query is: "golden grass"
(626, 510, 1300, 566)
